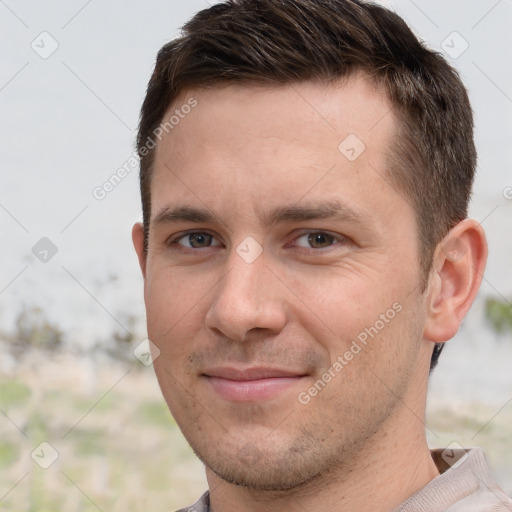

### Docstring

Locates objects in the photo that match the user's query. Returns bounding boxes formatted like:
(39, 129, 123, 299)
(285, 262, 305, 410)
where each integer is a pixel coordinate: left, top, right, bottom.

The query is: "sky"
(0, 0, 511, 403)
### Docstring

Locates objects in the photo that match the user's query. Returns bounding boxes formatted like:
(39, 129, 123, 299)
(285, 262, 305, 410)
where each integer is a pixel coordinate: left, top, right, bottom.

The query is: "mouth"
(201, 367, 308, 402)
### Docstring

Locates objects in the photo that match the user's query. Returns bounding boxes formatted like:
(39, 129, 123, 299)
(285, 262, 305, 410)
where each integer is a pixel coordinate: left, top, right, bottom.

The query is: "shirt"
(175, 448, 512, 512)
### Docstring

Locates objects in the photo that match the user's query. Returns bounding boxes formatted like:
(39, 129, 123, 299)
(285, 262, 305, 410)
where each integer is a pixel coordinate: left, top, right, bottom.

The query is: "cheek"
(281, 267, 418, 380)
(144, 265, 209, 353)
(280, 264, 397, 336)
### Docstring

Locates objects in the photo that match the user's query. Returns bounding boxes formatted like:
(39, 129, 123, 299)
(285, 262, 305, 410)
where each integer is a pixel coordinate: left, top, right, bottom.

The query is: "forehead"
(150, 76, 402, 223)
(157, 76, 393, 151)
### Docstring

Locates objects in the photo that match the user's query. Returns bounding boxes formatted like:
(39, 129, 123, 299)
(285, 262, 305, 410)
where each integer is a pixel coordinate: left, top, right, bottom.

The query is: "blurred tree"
(12, 305, 63, 351)
(484, 297, 512, 335)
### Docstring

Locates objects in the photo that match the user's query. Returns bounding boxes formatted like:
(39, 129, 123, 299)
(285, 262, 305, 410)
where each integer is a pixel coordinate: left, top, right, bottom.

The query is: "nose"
(205, 247, 288, 342)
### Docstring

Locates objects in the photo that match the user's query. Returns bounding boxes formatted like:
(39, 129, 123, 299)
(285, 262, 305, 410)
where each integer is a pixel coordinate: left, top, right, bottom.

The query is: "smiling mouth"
(202, 367, 308, 402)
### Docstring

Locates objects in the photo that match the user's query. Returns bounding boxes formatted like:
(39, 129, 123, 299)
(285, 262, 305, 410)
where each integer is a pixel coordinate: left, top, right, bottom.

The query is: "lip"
(202, 367, 308, 402)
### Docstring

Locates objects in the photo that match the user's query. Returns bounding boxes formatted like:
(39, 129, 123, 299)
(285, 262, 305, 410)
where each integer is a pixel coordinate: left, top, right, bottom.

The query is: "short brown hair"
(137, 0, 476, 371)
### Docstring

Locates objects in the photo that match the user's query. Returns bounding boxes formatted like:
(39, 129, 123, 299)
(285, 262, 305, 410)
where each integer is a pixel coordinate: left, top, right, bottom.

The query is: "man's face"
(136, 77, 434, 490)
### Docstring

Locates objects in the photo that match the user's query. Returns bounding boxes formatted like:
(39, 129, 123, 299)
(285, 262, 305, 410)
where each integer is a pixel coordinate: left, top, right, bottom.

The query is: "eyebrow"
(261, 201, 370, 227)
(153, 205, 215, 226)
(152, 201, 371, 229)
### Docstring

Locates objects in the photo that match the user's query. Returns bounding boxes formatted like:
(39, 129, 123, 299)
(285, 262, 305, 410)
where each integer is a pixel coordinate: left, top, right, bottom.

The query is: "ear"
(132, 222, 147, 279)
(423, 219, 488, 343)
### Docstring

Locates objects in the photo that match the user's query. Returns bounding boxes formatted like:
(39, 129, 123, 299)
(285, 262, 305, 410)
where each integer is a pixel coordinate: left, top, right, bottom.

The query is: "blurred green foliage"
(136, 401, 175, 427)
(0, 440, 19, 468)
(0, 380, 31, 408)
(485, 297, 512, 335)
(0, 370, 200, 511)
(74, 428, 107, 456)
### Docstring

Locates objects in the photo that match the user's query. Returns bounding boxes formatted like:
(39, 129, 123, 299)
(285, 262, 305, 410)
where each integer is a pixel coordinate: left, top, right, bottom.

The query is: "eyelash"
(167, 230, 348, 251)
(168, 231, 221, 249)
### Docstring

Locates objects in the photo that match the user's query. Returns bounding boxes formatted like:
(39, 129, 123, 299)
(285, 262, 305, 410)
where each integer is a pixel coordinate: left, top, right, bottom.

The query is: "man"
(132, 1, 511, 510)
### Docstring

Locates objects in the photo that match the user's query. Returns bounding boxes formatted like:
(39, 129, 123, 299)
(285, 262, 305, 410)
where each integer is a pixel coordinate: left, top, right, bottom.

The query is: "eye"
(171, 232, 221, 249)
(294, 232, 342, 249)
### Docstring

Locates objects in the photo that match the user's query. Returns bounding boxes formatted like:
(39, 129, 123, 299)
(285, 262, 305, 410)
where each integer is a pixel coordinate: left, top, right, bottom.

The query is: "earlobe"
(132, 222, 147, 278)
(423, 219, 488, 343)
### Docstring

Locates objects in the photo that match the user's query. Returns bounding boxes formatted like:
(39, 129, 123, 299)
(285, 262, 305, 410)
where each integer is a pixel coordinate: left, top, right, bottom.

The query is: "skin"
(133, 75, 487, 512)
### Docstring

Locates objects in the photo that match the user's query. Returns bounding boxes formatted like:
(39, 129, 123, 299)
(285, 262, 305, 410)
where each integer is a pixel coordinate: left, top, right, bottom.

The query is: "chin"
(207, 458, 321, 491)
(191, 433, 333, 491)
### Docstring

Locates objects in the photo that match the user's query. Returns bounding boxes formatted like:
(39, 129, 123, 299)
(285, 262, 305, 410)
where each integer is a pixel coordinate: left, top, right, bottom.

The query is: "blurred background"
(0, 0, 511, 510)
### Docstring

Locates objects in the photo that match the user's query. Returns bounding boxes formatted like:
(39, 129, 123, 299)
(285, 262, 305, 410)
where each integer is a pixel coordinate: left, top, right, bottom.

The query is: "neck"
(205, 368, 439, 512)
